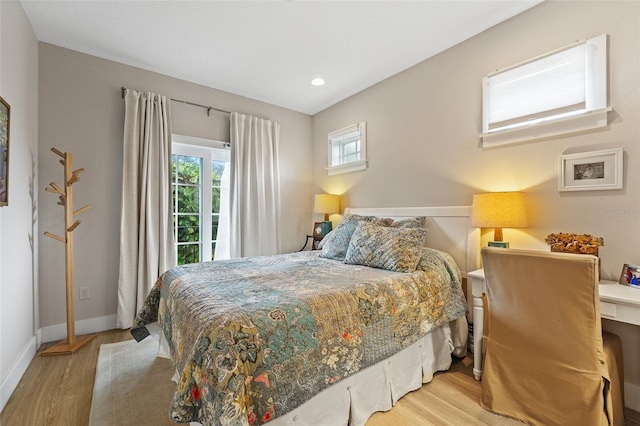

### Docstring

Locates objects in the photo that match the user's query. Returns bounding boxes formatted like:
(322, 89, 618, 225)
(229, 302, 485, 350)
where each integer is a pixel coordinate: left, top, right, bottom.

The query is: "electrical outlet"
(79, 286, 90, 300)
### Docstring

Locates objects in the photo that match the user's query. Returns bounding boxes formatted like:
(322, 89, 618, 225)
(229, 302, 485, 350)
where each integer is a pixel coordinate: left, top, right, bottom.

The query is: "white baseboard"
(626, 382, 640, 412)
(1, 315, 118, 413)
(39, 314, 117, 343)
(0, 336, 37, 413)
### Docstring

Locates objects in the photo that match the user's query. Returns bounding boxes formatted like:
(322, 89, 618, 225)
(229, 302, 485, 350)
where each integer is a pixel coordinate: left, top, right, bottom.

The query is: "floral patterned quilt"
(132, 248, 467, 425)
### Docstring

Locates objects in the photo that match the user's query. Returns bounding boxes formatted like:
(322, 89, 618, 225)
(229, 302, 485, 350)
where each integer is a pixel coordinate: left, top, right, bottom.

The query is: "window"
(327, 122, 367, 176)
(481, 34, 609, 147)
(172, 135, 230, 265)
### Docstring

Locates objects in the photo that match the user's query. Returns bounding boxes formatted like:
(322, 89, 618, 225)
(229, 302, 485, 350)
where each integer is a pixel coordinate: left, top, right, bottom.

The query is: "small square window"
(327, 122, 367, 176)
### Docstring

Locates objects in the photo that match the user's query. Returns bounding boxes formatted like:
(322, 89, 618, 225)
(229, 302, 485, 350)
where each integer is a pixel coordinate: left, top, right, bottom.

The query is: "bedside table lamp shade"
(314, 194, 340, 221)
(314, 194, 340, 236)
(472, 192, 527, 243)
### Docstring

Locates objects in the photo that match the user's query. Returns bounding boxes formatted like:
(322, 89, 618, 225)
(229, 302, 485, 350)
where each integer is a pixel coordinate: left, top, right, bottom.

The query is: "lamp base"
(320, 221, 333, 237)
(488, 241, 509, 248)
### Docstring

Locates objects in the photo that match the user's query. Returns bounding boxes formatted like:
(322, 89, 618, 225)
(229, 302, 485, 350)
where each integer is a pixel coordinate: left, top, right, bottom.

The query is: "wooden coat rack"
(42, 148, 95, 356)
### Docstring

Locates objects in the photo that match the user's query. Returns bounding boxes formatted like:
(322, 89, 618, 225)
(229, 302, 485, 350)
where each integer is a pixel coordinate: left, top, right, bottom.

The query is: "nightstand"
(299, 235, 322, 251)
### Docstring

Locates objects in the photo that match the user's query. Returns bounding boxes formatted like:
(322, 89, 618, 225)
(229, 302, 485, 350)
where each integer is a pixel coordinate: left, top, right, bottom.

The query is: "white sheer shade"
(481, 34, 608, 146)
(487, 44, 586, 128)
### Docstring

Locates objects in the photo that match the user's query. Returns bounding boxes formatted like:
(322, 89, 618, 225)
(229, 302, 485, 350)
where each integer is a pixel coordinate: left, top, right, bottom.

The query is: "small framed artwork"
(0, 96, 9, 207)
(313, 222, 324, 239)
(559, 148, 623, 192)
(619, 264, 640, 288)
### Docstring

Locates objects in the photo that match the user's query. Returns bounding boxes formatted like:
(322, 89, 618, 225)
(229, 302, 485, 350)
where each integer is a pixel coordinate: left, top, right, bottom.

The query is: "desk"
(468, 268, 640, 381)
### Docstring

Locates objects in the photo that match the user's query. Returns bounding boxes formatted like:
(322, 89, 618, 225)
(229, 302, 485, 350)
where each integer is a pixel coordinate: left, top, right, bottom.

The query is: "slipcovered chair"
(480, 247, 624, 426)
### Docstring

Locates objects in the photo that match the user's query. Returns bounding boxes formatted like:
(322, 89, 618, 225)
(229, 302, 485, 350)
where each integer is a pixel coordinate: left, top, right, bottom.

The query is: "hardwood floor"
(369, 357, 640, 426)
(0, 329, 131, 426)
(1, 329, 639, 426)
(367, 356, 524, 426)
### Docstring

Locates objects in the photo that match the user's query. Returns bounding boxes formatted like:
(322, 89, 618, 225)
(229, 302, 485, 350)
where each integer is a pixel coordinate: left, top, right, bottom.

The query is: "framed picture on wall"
(0, 96, 10, 207)
(558, 148, 623, 192)
(313, 222, 324, 239)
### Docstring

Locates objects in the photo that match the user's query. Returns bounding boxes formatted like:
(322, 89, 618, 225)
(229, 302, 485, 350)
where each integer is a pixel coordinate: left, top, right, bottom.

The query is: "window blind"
(487, 44, 586, 129)
(481, 34, 608, 147)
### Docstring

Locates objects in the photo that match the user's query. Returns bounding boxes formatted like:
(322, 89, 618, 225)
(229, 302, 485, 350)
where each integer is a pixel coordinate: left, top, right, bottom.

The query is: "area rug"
(89, 338, 178, 426)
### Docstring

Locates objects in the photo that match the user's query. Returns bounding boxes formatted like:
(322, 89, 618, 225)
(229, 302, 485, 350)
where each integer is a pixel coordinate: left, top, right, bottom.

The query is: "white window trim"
(173, 133, 229, 150)
(172, 134, 229, 263)
(481, 106, 611, 148)
(481, 34, 610, 148)
(327, 122, 368, 176)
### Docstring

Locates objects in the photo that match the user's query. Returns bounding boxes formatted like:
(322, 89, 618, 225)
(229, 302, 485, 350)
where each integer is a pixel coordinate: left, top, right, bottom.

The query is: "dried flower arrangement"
(545, 233, 604, 255)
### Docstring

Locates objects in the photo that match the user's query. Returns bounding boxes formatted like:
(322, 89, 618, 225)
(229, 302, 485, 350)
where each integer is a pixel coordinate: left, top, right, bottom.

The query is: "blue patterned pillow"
(344, 222, 428, 272)
(319, 214, 392, 261)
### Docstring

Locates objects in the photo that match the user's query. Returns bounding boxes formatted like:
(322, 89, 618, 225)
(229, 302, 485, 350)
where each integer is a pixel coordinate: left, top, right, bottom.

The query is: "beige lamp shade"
(471, 192, 527, 241)
(314, 194, 340, 221)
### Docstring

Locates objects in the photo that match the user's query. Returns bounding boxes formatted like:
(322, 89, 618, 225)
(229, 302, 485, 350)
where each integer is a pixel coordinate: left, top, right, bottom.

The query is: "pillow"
(344, 222, 428, 272)
(390, 216, 427, 229)
(319, 214, 392, 261)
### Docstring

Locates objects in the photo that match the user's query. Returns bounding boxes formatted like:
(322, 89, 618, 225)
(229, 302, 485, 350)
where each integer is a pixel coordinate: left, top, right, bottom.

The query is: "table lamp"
(471, 192, 527, 248)
(314, 193, 340, 236)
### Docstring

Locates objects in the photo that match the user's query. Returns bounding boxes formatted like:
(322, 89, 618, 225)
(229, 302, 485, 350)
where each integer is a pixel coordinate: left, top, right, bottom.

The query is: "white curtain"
(117, 89, 176, 329)
(214, 162, 231, 260)
(229, 112, 281, 258)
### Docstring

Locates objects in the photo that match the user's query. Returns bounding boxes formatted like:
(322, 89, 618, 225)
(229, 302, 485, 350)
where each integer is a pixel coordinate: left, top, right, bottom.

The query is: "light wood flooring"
(1, 329, 639, 426)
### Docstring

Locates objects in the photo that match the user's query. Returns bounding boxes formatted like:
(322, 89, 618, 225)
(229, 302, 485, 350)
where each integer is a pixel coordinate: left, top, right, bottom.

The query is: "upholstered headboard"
(343, 206, 480, 278)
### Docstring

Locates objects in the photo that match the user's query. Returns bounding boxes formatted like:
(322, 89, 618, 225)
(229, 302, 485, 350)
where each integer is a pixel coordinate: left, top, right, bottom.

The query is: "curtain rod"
(121, 86, 231, 116)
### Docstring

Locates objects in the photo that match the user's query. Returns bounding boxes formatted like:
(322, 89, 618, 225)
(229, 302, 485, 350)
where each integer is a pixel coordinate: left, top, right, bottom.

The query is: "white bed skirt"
(149, 317, 468, 426)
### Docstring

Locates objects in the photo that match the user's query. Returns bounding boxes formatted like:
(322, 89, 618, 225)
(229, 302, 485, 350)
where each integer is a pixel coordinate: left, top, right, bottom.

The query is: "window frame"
(172, 134, 230, 264)
(481, 34, 609, 148)
(327, 122, 367, 176)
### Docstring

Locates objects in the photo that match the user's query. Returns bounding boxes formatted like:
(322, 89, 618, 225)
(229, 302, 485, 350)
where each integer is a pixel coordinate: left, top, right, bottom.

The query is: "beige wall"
(312, 0, 640, 402)
(0, 1, 39, 411)
(38, 44, 312, 335)
(13, 0, 640, 412)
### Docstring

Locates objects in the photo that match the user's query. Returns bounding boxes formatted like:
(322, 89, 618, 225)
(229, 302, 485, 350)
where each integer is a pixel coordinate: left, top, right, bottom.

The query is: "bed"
(132, 206, 479, 426)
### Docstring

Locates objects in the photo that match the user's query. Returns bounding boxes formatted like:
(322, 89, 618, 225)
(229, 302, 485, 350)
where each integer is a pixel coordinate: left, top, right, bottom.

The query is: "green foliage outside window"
(172, 155, 226, 265)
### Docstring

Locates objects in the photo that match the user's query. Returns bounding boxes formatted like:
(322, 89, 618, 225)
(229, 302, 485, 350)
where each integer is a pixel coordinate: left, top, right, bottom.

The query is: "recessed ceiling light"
(311, 77, 325, 86)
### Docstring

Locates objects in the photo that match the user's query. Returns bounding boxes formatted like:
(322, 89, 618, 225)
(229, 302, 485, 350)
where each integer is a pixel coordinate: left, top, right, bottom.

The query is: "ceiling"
(20, 0, 543, 115)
